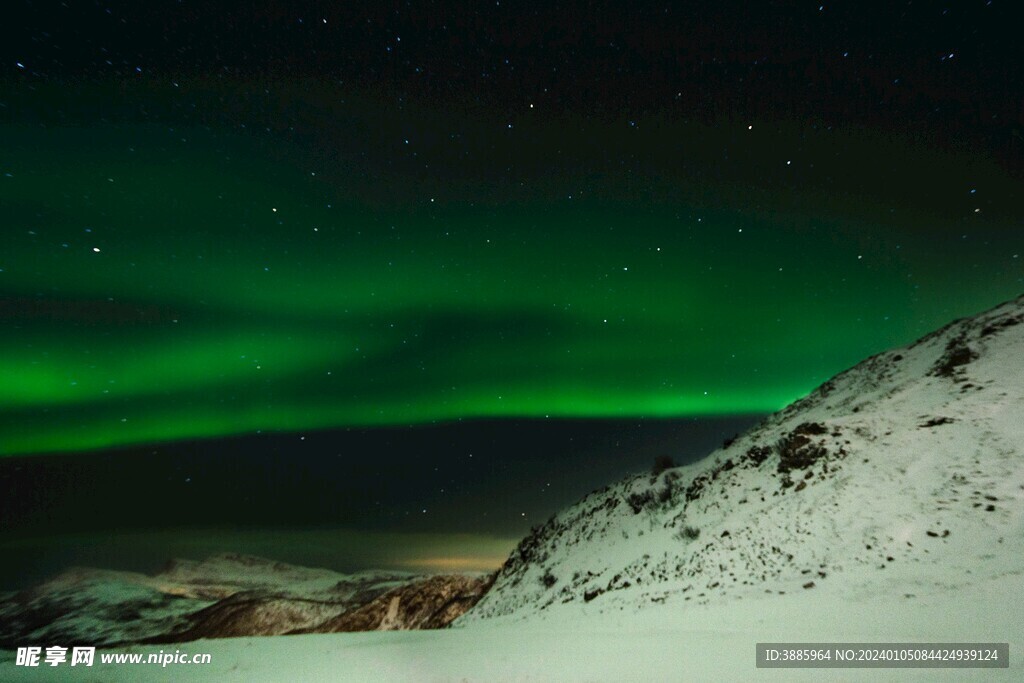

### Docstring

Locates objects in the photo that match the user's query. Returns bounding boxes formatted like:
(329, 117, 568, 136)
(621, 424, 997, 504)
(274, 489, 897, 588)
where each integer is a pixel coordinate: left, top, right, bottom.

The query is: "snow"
(1, 574, 1019, 680)
(2, 295, 1022, 680)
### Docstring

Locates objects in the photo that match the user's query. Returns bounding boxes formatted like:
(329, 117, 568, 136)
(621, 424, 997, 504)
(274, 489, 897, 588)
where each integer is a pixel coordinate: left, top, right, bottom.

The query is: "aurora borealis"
(3, 106, 1022, 456)
(2, 116, 1021, 455)
(0, 0, 1022, 578)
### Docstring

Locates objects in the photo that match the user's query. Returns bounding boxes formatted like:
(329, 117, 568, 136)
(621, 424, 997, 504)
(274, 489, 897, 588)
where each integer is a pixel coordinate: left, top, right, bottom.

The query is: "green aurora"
(2, 118, 1021, 457)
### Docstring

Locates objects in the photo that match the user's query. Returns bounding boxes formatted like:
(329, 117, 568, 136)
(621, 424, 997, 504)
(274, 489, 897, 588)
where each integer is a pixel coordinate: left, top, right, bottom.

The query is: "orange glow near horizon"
(400, 555, 508, 573)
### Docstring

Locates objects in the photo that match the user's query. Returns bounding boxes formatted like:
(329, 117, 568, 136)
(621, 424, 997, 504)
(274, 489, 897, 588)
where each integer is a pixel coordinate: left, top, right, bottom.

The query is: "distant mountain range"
(0, 553, 491, 648)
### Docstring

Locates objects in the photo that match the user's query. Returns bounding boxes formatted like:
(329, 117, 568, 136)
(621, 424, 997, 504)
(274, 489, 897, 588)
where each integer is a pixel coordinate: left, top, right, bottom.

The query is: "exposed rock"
(298, 574, 494, 633)
(776, 423, 829, 474)
(151, 594, 344, 641)
(931, 335, 978, 378)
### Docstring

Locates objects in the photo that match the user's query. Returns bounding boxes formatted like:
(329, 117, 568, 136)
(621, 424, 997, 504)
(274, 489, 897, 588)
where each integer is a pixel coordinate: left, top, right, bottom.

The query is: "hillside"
(461, 294, 1024, 621)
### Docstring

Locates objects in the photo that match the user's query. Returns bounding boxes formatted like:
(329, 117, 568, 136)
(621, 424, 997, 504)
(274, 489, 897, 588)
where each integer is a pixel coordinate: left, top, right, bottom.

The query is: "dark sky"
(0, 1, 1021, 577)
(0, 416, 757, 585)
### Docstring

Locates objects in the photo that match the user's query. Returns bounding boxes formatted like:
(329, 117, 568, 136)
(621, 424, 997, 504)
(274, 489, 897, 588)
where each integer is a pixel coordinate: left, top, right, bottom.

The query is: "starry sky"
(0, 1, 1021, 578)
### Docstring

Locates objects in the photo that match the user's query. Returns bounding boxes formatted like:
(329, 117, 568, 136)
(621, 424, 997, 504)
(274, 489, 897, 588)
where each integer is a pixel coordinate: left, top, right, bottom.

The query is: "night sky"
(1, 1, 1022, 581)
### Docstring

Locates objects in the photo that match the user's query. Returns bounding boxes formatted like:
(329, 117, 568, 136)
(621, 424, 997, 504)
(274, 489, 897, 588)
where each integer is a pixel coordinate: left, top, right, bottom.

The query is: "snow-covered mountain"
(0, 553, 490, 647)
(461, 294, 1024, 622)
(3, 297, 1022, 682)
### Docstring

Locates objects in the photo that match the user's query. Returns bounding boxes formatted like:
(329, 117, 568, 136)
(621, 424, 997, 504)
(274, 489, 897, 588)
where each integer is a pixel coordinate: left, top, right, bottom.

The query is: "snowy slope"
(461, 294, 1024, 621)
